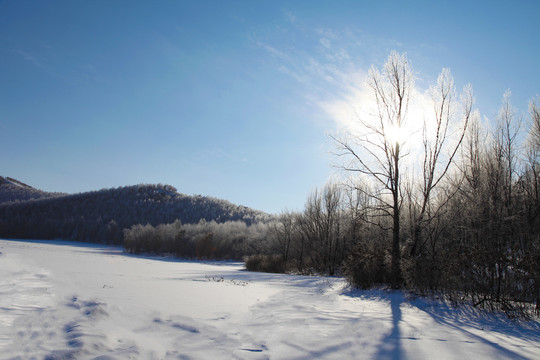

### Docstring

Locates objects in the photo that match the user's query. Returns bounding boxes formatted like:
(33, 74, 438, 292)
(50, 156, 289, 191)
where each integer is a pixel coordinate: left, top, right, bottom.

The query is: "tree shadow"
(372, 292, 403, 360)
(341, 289, 405, 359)
(342, 287, 539, 360)
(417, 305, 537, 360)
(418, 298, 540, 341)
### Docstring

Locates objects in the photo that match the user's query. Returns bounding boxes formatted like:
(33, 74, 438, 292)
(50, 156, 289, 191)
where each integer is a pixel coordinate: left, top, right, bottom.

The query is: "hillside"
(0, 176, 62, 203)
(0, 177, 268, 244)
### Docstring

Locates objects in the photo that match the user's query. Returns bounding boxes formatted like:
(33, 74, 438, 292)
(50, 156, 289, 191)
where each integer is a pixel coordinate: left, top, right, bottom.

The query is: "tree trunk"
(392, 146, 401, 288)
(392, 200, 401, 288)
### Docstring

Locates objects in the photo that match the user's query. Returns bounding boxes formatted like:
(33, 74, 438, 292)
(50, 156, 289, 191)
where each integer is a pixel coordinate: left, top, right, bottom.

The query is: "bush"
(244, 254, 286, 273)
(343, 240, 390, 289)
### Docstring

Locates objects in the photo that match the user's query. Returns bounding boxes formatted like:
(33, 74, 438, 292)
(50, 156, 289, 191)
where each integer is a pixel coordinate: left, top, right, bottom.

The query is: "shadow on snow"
(341, 288, 540, 360)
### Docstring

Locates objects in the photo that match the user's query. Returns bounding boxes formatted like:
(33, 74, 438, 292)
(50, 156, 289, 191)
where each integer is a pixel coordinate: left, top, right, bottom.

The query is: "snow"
(0, 239, 538, 359)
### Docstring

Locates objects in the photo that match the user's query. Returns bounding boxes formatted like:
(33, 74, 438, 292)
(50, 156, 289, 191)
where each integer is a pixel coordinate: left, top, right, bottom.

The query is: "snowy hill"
(0, 178, 268, 244)
(0, 239, 538, 359)
(0, 176, 62, 203)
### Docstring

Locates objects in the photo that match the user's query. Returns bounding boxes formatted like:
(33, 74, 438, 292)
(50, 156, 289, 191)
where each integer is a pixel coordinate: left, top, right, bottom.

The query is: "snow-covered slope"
(0, 180, 268, 244)
(0, 239, 538, 359)
(0, 176, 59, 203)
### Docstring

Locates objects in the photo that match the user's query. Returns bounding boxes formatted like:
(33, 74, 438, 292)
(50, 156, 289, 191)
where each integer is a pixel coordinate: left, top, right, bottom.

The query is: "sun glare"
(384, 102, 426, 152)
(386, 123, 405, 146)
(325, 75, 439, 169)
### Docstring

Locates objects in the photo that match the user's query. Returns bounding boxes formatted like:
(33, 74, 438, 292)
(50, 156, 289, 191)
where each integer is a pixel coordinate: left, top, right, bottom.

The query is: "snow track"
(0, 239, 539, 359)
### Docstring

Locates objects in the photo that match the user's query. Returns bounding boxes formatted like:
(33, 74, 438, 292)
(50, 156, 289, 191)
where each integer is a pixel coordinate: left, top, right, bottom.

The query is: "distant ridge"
(1, 176, 31, 188)
(0, 176, 63, 203)
(0, 177, 269, 244)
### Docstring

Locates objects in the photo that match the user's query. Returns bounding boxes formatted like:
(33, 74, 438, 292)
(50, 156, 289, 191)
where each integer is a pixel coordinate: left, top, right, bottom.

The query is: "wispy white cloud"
(254, 20, 444, 119)
(249, 12, 477, 175)
(253, 40, 289, 60)
(319, 37, 331, 49)
(13, 47, 67, 80)
(15, 49, 44, 68)
(206, 147, 249, 164)
(283, 10, 297, 24)
(277, 65, 309, 85)
(251, 16, 484, 183)
(253, 30, 367, 129)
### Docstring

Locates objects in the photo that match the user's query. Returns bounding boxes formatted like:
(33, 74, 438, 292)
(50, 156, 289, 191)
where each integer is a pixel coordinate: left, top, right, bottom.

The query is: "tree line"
(123, 219, 271, 260)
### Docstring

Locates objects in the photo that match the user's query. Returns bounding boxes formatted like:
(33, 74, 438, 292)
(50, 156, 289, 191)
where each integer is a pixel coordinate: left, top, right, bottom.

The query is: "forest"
(253, 53, 540, 316)
(0, 183, 268, 244)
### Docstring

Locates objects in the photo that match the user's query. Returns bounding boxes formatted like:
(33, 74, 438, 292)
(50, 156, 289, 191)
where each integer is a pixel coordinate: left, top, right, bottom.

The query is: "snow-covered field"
(0, 239, 538, 359)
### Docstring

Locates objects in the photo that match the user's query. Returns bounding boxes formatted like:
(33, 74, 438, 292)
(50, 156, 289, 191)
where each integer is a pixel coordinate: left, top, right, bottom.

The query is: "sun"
(385, 114, 423, 147)
(324, 73, 431, 165)
(386, 123, 406, 147)
(381, 99, 429, 163)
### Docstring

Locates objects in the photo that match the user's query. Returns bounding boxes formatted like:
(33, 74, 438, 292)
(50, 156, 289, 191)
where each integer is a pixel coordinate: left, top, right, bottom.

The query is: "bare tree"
(523, 96, 540, 314)
(409, 69, 473, 259)
(524, 96, 540, 212)
(528, 96, 540, 151)
(497, 90, 521, 208)
(323, 183, 342, 275)
(333, 51, 413, 287)
(299, 183, 343, 274)
(272, 210, 295, 264)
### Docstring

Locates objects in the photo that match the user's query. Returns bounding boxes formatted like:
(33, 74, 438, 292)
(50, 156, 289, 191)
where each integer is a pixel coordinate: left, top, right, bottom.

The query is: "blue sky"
(1, 1, 539, 214)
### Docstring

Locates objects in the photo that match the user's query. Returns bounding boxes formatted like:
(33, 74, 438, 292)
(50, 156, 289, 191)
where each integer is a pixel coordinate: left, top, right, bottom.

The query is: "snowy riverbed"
(0, 239, 538, 359)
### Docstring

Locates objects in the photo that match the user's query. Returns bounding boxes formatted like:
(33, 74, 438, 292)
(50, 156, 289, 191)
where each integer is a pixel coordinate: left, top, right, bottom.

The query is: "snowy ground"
(0, 239, 539, 359)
